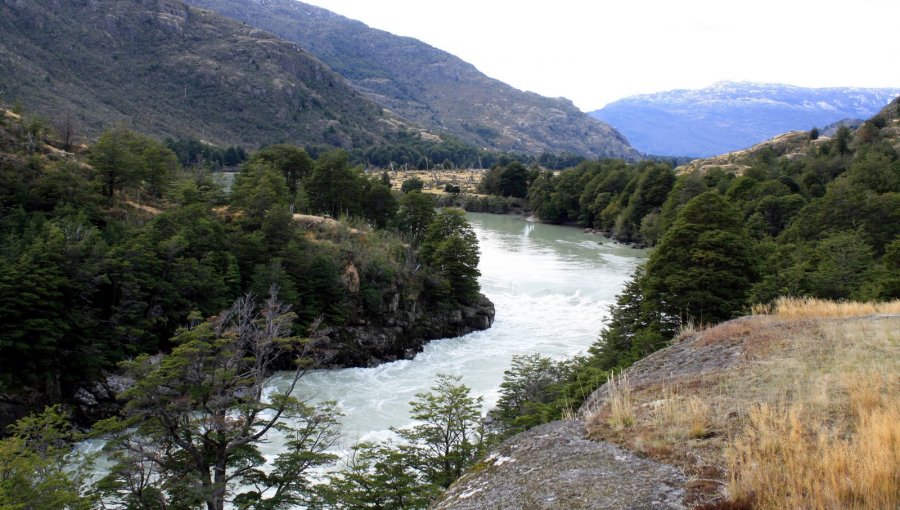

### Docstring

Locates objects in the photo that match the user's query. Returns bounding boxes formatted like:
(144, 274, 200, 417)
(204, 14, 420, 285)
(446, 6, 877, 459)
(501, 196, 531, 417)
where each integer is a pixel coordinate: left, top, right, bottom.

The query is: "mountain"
(0, 0, 405, 148)
(590, 81, 900, 157)
(182, 0, 640, 160)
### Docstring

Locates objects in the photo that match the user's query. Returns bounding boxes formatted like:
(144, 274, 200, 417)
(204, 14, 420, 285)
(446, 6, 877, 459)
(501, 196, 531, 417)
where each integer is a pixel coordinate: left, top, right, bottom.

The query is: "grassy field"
(585, 298, 900, 509)
(374, 168, 486, 194)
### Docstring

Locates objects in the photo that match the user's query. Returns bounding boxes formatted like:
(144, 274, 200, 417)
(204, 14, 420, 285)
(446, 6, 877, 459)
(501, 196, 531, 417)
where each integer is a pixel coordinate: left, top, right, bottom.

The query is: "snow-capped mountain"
(590, 82, 900, 157)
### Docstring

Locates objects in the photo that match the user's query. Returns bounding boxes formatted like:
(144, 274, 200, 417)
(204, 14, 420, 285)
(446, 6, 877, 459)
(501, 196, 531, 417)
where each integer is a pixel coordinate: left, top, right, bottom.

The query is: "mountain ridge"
(183, 0, 641, 160)
(0, 0, 407, 148)
(590, 81, 900, 157)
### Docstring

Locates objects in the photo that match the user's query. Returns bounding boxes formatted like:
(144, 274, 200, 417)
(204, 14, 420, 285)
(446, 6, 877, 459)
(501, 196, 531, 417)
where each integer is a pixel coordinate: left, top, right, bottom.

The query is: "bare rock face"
(434, 421, 685, 510)
(314, 293, 496, 367)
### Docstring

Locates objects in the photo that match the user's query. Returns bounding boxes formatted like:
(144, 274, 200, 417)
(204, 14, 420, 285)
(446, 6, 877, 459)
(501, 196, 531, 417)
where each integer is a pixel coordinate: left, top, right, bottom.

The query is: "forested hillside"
(183, 0, 640, 160)
(0, 103, 492, 429)
(0, 0, 404, 149)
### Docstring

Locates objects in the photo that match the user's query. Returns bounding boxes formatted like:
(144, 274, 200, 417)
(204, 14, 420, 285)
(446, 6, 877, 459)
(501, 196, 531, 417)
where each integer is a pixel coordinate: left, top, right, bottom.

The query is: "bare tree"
(54, 110, 81, 151)
(96, 288, 340, 510)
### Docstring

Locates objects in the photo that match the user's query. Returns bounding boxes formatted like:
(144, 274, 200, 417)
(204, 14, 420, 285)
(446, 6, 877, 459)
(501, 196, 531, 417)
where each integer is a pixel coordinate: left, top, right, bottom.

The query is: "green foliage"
(250, 144, 313, 199)
(420, 209, 481, 305)
(324, 374, 485, 508)
(306, 150, 365, 218)
(525, 159, 674, 244)
(231, 161, 291, 229)
(166, 137, 248, 169)
(97, 292, 341, 510)
(0, 111, 479, 429)
(0, 406, 95, 510)
(397, 191, 436, 244)
(322, 441, 440, 509)
(642, 192, 757, 333)
(394, 374, 485, 489)
(400, 177, 424, 194)
(493, 354, 574, 434)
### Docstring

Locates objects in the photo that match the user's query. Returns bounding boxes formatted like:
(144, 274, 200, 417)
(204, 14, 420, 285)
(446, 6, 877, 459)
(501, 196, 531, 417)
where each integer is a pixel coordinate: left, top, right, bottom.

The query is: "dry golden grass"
(585, 302, 900, 508)
(604, 371, 635, 430)
(752, 296, 900, 318)
(382, 168, 485, 194)
(728, 386, 900, 509)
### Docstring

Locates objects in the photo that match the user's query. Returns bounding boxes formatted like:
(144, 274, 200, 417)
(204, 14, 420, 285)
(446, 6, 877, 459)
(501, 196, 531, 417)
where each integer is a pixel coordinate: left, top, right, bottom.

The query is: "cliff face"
(321, 293, 495, 367)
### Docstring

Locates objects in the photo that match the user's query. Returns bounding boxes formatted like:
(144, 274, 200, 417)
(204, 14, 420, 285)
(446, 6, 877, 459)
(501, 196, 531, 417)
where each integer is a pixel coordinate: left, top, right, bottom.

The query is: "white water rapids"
(263, 212, 647, 454)
(77, 212, 647, 493)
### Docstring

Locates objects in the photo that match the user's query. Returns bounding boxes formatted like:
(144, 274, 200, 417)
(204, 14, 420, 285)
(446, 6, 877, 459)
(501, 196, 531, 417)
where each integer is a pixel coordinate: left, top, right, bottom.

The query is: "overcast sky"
(299, 0, 900, 111)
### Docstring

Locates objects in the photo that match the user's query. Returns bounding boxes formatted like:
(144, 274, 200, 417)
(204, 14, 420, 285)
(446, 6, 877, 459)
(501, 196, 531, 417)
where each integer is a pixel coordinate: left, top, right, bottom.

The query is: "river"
(262, 212, 647, 455)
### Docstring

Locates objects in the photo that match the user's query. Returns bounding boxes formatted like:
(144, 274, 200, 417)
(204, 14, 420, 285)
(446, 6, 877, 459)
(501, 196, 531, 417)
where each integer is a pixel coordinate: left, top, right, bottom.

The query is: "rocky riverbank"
(317, 293, 496, 367)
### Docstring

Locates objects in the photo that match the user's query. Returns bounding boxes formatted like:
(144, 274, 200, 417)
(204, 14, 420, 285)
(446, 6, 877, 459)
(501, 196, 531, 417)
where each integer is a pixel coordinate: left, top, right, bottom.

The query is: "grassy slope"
(583, 298, 900, 509)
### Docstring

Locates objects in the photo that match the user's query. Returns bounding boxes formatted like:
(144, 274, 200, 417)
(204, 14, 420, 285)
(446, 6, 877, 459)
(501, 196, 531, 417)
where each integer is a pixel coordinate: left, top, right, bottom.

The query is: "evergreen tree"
(641, 192, 757, 335)
(420, 209, 481, 304)
(398, 191, 437, 245)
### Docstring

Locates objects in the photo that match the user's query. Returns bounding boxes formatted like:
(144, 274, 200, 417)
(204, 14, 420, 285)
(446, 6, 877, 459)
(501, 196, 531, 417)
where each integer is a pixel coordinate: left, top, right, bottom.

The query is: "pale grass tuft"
(647, 389, 711, 442)
(753, 297, 900, 319)
(606, 371, 634, 430)
(727, 380, 900, 509)
(685, 396, 711, 439)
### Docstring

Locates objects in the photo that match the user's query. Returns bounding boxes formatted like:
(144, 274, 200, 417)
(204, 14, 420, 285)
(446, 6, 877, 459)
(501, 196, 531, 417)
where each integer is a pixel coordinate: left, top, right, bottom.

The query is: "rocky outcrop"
(315, 293, 495, 367)
(434, 420, 685, 510)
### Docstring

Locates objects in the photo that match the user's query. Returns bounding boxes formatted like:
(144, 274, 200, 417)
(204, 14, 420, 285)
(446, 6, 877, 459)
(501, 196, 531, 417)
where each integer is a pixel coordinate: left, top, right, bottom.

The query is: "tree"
(361, 176, 398, 229)
(420, 209, 481, 304)
(96, 291, 340, 510)
(499, 162, 529, 198)
(401, 177, 424, 194)
(322, 441, 439, 509)
(230, 162, 291, 229)
(306, 150, 364, 218)
(249, 145, 313, 200)
(494, 354, 569, 433)
(88, 127, 178, 199)
(641, 192, 757, 335)
(88, 126, 144, 199)
(393, 374, 484, 489)
(0, 406, 95, 510)
(805, 230, 875, 300)
(397, 191, 436, 245)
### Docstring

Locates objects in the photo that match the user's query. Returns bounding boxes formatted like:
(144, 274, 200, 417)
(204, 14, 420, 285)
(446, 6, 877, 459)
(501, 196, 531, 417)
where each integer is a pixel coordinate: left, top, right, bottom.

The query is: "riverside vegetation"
(469, 99, 899, 507)
(1, 90, 898, 508)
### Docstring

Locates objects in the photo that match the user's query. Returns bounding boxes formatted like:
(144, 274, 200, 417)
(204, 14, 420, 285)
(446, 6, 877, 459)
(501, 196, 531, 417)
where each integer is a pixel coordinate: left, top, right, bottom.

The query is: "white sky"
(299, 0, 900, 111)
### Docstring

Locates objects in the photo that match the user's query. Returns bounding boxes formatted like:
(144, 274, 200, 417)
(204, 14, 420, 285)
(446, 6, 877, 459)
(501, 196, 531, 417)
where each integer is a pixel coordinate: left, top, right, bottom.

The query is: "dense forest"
(0, 104, 490, 429)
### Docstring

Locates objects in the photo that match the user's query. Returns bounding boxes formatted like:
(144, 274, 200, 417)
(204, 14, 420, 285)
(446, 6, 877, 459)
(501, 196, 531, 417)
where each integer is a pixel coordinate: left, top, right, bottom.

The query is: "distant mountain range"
(590, 82, 900, 157)
(183, 0, 639, 159)
(0, 0, 408, 149)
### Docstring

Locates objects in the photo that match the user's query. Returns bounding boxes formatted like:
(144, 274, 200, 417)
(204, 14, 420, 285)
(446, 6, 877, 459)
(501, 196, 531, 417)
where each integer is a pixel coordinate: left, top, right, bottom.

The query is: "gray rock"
(434, 421, 685, 510)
